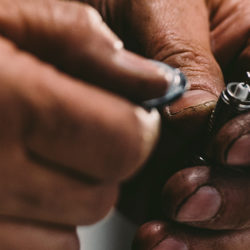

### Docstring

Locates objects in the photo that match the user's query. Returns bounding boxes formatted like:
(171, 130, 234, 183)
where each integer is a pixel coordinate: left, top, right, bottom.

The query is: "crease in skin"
(155, 46, 211, 68)
(153, 48, 224, 97)
(153, 42, 210, 68)
(0, 215, 76, 231)
(25, 148, 101, 185)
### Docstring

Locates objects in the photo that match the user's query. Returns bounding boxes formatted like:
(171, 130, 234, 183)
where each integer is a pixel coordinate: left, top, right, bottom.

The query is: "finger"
(162, 166, 250, 230)
(0, 0, 171, 101)
(118, 0, 225, 148)
(209, 0, 250, 74)
(0, 37, 160, 182)
(0, 217, 79, 250)
(207, 112, 250, 167)
(0, 142, 117, 225)
(133, 220, 250, 250)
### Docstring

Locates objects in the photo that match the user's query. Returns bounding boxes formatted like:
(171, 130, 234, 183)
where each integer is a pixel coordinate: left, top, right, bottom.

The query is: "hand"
(0, 0, 170, 248)
(80, 0, 249, 249)
(133, 112, 250, 250)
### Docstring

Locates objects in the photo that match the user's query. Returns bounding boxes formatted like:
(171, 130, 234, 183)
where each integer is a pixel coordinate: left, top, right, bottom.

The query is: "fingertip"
(133, 221, 167, 250)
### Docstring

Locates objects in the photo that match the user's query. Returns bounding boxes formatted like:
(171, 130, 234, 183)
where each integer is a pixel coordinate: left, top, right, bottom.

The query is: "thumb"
(119, 0, 225, 144)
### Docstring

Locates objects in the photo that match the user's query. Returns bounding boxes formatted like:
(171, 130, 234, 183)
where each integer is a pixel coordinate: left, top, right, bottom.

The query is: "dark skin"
(0, 0, 249, 249)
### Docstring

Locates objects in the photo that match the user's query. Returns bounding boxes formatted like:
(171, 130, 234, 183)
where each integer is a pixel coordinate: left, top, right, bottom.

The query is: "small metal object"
(208, 72, 250, 136)
(191, 72, 250, 166)
(142, 62, 188, 109)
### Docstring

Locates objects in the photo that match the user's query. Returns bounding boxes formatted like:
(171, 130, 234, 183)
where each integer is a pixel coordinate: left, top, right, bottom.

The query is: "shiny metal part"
(208, 72, 250, 136)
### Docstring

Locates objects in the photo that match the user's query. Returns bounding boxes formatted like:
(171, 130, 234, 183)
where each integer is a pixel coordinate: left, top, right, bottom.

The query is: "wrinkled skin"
(0, 0, 249, 249)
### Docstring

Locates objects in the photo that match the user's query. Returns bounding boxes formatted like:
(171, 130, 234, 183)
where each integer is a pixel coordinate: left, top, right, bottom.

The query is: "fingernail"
(135, 107, 161, 167)
(226, 134, 250, 166)
(176, 186, 221, 223)
(168, 90, 217, 115)
(153, 238, 188, 250)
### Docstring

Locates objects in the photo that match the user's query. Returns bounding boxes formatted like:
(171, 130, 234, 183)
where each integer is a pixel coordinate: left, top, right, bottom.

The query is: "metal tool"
(208, 72, 250, 137)
(193, 72, 250, 166)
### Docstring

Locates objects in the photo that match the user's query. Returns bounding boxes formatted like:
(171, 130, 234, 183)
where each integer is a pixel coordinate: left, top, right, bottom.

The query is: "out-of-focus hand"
(0, 0, 171, 248)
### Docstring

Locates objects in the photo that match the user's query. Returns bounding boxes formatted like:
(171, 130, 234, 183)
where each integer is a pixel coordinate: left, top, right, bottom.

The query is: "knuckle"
(154, 38, 213, 70)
